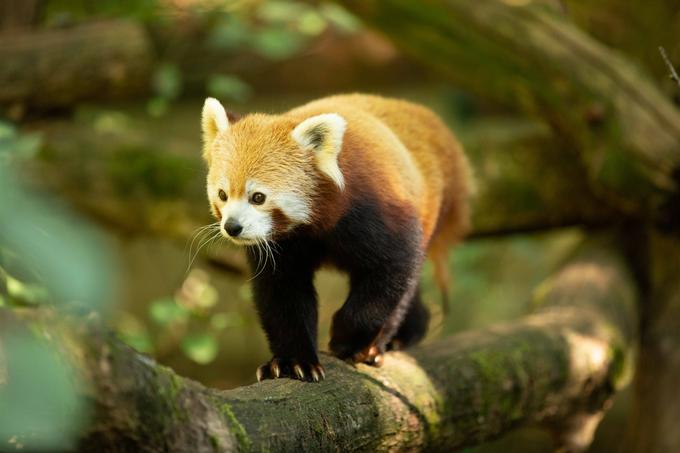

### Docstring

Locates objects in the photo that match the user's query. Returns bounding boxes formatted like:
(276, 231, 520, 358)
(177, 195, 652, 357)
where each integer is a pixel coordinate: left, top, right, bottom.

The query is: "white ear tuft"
(291, 113, 347, 190)
(201, 97, 229, 160)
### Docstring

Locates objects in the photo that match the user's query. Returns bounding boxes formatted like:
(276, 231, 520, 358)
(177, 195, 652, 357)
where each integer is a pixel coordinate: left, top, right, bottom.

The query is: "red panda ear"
(291, 113, 347, 190)
(201, 98, 229, 162)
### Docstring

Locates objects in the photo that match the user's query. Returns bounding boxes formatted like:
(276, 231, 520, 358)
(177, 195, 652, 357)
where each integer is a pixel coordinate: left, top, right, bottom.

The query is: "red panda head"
(201, 98, 346, 245)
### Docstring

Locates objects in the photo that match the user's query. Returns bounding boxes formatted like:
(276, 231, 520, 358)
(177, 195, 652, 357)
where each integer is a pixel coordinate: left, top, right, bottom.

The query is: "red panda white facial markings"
(221, 198, 271, 244)
(270, 191, 311, 225)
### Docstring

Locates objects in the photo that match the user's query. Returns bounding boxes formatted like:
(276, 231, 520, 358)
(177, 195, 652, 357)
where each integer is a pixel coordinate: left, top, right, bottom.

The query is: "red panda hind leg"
(327, 200, 426, 365)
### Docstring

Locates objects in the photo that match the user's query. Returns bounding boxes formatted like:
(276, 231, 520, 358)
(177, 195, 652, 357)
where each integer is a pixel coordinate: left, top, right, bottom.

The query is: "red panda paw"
(351, 344, 385, 367)
(256, 357, 325, 383)
(330, 337, 386, 367)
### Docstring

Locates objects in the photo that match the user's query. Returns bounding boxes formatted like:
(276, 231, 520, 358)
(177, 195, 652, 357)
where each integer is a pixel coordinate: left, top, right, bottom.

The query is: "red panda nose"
(224, 219, 243, 237)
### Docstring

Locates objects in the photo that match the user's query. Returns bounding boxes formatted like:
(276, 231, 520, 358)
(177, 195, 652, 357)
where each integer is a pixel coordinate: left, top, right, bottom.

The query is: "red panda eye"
(218, 189, 227, 201)
(251, 192, 266, 205)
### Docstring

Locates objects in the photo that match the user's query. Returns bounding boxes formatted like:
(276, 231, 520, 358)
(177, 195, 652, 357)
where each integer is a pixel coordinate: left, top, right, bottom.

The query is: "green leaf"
(0, 166, 116, 312)
(206, 74, 252, 103)
(320, 3, 361, 34)
(208, 16, 251, 50)
(152, 63, 182, 100)
(149, 298, 188, 325)
(120, 331, 153, 354)
(252, 28, 305, 60)
(297, 10, 327, 36)
(14, 132, 43, 158)
(210, 312, 243, 330)
(0, 120, 43, 162)
(147, 97, 170, 117)
(256, 1, 306, 23)
(0, 333, 86, 450)
(0, 120, 16, 140)
(181, 333, 219, 364)
(6, 274, 49, 305)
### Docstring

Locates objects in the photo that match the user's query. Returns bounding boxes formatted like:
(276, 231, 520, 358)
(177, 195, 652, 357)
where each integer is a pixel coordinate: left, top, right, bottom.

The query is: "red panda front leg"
(246, 238, 325, 382)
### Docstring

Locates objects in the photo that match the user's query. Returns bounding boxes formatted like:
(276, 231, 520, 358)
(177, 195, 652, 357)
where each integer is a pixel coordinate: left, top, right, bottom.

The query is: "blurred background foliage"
(0, 0, 678, 451)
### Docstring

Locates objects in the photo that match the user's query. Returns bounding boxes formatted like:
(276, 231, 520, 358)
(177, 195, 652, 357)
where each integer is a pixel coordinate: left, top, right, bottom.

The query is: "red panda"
(201, 94, 473, 382)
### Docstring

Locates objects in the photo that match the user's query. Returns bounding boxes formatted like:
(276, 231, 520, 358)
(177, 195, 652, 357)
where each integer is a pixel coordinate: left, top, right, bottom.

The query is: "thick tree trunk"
(626, 233, 680, 452)
(0, 237, 637, 452)
(339, 0, 680, 226)
(0, 20, 154, 116)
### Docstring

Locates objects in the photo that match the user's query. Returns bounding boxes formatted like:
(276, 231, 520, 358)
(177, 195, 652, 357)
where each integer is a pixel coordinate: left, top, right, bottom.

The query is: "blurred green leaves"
(1, 120, 118, 449)
(181, 333, 219, 365)
(0, 331, 86, 450)
(148, 63, 183, 117)
(252, 28, 305, 60)
(0, 121, 117, 311)
(150, 298, 189, 325)
(0, 168, 117, 311)
(206, 74, 252, 102)
(0, 120, 42, 165)
(1, 267, 49, 307)
(115, 270, 243, 365)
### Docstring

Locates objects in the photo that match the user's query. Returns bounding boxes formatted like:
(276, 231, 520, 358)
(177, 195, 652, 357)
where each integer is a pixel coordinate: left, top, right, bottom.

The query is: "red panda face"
(201, 98, 346, 245)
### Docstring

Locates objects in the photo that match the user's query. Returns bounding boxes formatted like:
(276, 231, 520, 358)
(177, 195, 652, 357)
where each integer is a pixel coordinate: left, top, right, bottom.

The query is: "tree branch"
(0, 21, 154, 117)
(0, 237, 638, 452)
(659, 46, 680, 88)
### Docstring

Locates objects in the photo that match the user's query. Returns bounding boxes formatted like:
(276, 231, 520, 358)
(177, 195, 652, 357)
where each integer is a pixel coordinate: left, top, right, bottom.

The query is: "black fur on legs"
(387, 288, 430, 351)
(247, 198, 427, 380)
(326, 200, 424, 361)
(246, 235, 325, 382)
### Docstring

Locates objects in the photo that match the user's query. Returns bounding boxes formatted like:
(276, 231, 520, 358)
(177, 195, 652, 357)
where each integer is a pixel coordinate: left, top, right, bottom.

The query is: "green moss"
(151, 366, 188, 424)
(220, 403, 251, 452)
(168, 372, 183, 401)
(469, 349, 511, 419)
(597, 148, 656, 203)
(209, 433, 220, 450)
(470, 350, 506, 382)
(608, 345, 630, 389)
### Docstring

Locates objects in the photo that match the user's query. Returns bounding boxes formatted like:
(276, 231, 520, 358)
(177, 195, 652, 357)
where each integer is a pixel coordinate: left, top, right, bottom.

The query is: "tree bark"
(0, 237, 637, 452)
(0, 0, 42, 32)
(626, 232, 680, 452)
(0, 20, 154, 117)
(338, 0, 680, 226)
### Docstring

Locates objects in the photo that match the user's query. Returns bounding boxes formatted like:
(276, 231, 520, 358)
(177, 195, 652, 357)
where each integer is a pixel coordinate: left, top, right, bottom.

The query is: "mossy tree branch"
(0, 237, 637, 452)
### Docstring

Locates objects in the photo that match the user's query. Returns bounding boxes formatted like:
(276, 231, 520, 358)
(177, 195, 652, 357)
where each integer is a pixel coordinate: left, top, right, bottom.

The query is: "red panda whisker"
(186, 228, 221, 275)
(248, 238, 267, 282)
(187, 222, 220, 258)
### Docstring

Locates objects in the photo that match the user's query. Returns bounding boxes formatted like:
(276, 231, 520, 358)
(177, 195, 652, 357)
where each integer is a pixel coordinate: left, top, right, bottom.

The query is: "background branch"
(659, 46, 680, 88)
